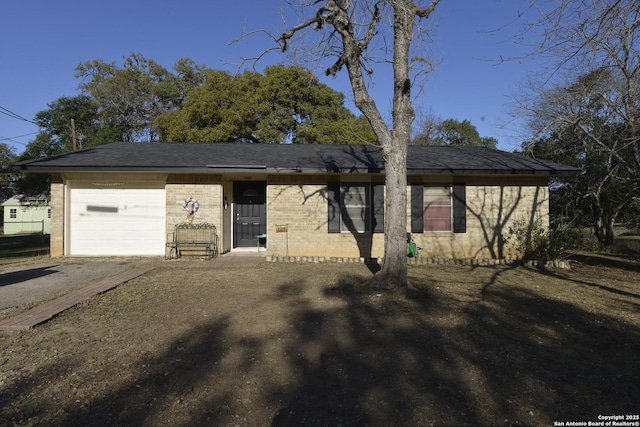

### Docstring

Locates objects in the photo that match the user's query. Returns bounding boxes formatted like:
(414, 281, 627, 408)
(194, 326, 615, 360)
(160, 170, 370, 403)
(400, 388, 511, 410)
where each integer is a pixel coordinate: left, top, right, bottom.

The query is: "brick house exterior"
(14, 142, 577, 260)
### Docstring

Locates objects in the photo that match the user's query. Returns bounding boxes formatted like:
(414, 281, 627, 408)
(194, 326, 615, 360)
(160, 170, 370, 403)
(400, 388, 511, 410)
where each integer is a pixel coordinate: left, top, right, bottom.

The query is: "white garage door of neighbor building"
(69, 183, 166, 256)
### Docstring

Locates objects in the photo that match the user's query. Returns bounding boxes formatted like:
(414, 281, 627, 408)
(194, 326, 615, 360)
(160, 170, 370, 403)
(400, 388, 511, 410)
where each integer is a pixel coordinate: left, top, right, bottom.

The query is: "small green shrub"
(507, 219, 578, 261)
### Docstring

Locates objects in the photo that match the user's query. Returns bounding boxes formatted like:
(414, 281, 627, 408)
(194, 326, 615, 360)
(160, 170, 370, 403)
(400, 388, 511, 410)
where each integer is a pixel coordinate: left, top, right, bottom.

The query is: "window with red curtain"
(423, 186, 451, 231)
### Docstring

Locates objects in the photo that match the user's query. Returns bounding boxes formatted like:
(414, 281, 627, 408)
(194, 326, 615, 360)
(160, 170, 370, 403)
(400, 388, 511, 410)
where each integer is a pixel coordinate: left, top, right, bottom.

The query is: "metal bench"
(166, 222, 219, 259)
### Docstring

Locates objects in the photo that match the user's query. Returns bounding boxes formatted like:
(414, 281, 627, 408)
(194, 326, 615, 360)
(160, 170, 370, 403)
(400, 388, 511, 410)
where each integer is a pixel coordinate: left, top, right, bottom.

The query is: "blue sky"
(1, 0, 540, 155)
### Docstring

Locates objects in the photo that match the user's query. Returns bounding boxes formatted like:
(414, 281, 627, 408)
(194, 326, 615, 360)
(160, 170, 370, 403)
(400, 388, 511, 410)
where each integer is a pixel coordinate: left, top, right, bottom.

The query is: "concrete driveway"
(0, 259, 148, 310)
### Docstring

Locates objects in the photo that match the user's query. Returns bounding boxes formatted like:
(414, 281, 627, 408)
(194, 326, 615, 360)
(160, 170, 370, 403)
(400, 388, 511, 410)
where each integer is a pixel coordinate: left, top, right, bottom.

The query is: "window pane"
(424, 186, 450, 201)
(425, 205, 450, 218)
(343, 206, 368, 232)
(424, 186, 451, 231)
(343, 185, 366, 206)
(10, 209, 17, 219)
(425, 218, 451, 231)
(341, 184, 369, 232)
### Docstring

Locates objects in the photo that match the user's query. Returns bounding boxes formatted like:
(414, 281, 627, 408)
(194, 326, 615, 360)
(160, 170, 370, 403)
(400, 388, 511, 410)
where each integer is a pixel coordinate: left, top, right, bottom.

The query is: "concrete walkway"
(0, 263, 157, 331)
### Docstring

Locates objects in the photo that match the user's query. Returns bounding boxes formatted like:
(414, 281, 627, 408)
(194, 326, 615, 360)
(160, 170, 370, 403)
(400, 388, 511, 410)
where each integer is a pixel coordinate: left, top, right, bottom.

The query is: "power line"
(0, 105, 37, 124)
(0, 132, 38, 146)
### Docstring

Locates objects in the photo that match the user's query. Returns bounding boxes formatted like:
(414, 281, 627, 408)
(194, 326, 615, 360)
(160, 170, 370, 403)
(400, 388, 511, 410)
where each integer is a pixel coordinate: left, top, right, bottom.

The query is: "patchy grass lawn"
(1, 256, 639, 426)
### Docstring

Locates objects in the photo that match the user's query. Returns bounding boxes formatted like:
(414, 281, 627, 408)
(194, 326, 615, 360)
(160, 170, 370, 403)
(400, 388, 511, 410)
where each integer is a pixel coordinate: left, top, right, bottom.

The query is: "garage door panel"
(69, 184, 166, 256)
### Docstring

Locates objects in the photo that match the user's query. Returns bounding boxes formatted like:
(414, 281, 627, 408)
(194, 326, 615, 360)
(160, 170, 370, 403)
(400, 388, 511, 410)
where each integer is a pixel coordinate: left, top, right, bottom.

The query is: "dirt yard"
(1, 255, 639, 426)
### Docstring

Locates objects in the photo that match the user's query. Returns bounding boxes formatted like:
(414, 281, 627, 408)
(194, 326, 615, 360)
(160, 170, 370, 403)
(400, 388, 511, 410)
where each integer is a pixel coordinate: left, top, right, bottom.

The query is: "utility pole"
(70, 119, 77, 151)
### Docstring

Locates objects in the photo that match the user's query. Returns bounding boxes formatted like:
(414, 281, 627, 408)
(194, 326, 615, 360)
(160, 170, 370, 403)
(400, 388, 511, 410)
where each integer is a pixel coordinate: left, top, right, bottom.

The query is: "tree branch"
(357, 1, 383, 53)
(279, 15, 322, 52)
(415, 0, 442, 19)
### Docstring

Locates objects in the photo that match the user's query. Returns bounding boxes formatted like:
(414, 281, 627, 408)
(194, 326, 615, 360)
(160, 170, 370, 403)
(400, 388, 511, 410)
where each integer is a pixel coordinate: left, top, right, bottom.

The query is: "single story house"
(12, 142, 578, 260)
(1, 194, 51, 235)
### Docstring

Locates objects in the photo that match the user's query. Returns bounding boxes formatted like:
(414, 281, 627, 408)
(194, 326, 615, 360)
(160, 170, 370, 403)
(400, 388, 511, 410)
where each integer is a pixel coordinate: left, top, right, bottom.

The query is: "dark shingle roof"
(12, 142, 579, 176)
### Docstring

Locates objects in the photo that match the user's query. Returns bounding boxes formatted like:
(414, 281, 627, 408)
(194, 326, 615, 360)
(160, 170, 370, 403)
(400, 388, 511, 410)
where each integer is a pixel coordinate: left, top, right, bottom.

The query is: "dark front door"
(234, 181, 266, 248)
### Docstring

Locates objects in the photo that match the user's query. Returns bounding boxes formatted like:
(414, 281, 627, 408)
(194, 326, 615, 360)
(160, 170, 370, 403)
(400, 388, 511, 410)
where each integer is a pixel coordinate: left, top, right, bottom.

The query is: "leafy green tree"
(155, 64, 375, 144)
(300, 113, 377, 145)
(413, 118, 497, 148)
(16, 95, 125, 196)
(32, 95, 123, 153)
(172, 58, 208, 102)
(155, 69, 259, 142)
(0, 143, 17, 202)
(75, 53, 207, 142)
(439, 119, 497, 148)
(14, 134, 58, 196)
(255, 64, 375, 144)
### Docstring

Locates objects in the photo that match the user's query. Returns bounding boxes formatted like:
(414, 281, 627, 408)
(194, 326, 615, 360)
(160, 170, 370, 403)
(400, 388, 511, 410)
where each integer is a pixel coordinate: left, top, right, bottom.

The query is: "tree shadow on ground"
(1, 318, 233, 426)
(537, 265, 640, 302)
(566, 252, 640, 272)
(2, 264, 638, 426)
(267, 270, 640, 426)
(0, 265, 58, 287)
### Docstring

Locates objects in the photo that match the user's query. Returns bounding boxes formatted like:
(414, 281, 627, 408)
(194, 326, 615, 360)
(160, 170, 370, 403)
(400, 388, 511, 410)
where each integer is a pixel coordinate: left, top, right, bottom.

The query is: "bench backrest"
(174, 223, 216, 243)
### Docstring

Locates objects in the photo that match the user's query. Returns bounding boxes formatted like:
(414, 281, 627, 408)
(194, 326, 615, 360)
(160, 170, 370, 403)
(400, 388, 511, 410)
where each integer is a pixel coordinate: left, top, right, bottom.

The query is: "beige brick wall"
(411, 182, 549, 259)
(165, 174, 223, 237)
(49, 175, 64, 257)
(266, 175, 549, 260)
(266, 181, 386, 258)
(50, 171, 548, 260)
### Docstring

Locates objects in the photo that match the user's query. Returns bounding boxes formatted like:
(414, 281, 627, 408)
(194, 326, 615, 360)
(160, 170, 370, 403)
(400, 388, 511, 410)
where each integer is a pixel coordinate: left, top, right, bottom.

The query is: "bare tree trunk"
(372, 139, 409, 288)
(593, 216, 615, 247)
(368, 1, 416, 288)
(591, 193, 618, 247)
(275, 0, 441, 288)
(605, 219, 615, 246)
(329, 0, 415, 288)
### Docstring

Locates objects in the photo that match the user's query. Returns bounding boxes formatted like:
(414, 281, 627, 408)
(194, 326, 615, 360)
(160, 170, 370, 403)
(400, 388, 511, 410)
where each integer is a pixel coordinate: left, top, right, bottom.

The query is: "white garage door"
(69, 183, 166, 256)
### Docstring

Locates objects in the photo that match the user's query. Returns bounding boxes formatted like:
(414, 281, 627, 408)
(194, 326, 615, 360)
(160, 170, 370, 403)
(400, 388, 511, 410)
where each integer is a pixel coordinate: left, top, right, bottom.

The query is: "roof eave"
(13, 165, 580, 177)
(13, 166, 387, 174)
(11, 166, 217, 174)
(407, 168, 580, 176)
